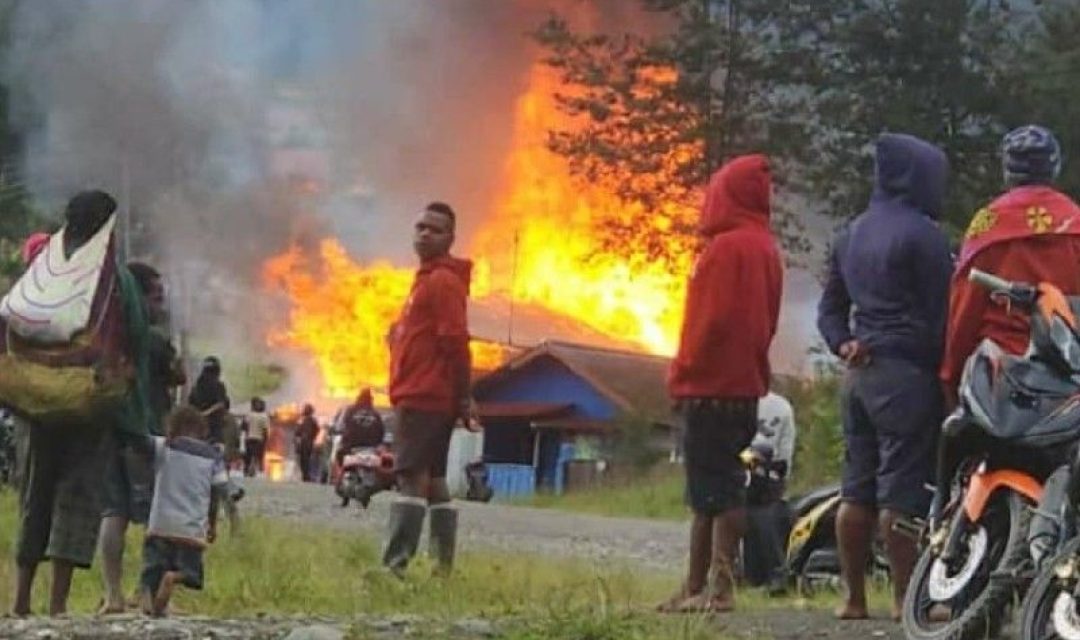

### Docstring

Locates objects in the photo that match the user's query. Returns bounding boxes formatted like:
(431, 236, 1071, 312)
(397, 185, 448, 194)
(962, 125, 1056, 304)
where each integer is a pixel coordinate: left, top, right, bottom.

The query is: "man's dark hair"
(127, 261, 161, 294)
(425, 201, 456, 230)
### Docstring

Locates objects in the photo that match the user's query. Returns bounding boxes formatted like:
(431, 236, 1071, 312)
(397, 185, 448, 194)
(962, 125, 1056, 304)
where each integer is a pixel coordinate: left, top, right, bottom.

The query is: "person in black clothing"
(188, 357, 230, 445)
(295, 404, 319, 482)
(335, 389, 386, 466)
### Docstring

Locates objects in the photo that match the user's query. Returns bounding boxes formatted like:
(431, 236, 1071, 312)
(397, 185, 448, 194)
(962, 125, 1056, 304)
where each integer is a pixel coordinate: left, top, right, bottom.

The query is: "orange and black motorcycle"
(902, 269, 1080, 640)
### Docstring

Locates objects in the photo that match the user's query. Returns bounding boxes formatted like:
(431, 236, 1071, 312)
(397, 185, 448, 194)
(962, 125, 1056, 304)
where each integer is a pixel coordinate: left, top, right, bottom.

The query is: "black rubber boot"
(429, 504, 458, 576)
(382, 498, 426, 576)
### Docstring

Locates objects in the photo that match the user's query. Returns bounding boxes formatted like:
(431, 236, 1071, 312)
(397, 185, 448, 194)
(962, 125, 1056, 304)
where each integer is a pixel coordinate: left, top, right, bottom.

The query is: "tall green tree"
(810, 1, 1028, 233)
(538, 0, 1049, 253)
(1012, 0, 1080, 199)
(534, 0, 840, 263)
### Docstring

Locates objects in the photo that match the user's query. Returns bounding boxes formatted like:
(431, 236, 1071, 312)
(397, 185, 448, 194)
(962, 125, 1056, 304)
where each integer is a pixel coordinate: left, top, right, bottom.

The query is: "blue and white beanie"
(1002, 125, 1062, 185)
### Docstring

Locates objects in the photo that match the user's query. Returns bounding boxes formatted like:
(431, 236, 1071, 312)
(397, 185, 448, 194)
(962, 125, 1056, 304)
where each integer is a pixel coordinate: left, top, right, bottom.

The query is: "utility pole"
(507, 230, 520, 346)
(120, 154, 132, 261)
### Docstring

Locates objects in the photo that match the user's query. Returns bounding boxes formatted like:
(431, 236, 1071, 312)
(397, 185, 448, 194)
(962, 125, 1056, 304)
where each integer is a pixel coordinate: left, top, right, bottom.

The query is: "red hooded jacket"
(389, 255, 472, 414)
(668, 154, 783, 400)
(941, 186, 1080, 392)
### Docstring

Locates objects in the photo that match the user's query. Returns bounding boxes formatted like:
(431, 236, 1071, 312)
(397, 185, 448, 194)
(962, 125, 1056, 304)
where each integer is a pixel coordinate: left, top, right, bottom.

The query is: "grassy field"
(0, 491, 729, 638)
(0, 488, 896, 639)
(524, 466, 687, 521)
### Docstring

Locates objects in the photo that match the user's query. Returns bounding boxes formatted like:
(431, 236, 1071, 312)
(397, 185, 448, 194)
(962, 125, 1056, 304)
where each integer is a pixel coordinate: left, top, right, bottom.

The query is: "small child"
(140, 407, 228, 617)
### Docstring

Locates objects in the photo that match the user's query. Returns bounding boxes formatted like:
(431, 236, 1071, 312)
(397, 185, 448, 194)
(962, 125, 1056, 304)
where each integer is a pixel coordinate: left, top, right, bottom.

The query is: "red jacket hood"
(418, 254, 472, 294)
(699, 154, 772, 237)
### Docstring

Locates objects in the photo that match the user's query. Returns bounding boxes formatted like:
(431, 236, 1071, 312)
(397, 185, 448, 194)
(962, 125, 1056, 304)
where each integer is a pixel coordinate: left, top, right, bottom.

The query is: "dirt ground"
(3, 480, 1000, 639)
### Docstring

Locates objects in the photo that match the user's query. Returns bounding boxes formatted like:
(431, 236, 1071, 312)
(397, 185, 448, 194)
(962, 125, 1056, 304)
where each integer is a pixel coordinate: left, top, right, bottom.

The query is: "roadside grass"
(0, 491, 716, 638)
(0, 487, 890, 639)
(523, 466, 687, 521)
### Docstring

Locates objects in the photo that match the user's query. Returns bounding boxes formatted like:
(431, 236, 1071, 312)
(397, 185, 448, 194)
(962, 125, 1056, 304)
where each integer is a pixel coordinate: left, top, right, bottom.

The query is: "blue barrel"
(487, 463, 536, 500)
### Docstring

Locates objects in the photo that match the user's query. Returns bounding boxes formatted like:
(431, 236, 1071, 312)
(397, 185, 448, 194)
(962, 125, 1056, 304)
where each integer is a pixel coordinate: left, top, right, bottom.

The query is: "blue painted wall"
(475, 356, 617, 420)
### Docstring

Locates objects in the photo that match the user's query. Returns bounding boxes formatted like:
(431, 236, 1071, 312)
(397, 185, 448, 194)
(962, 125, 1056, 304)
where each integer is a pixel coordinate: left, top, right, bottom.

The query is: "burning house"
(472, 340, 675, 497)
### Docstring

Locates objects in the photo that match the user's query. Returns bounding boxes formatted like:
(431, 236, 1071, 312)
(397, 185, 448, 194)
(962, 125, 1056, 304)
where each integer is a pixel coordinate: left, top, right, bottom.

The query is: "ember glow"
(264, 63, 699, 396)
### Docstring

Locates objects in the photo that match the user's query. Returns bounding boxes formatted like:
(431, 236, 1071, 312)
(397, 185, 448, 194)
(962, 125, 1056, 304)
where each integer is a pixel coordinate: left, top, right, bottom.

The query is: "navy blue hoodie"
(817, 133, 953, 371)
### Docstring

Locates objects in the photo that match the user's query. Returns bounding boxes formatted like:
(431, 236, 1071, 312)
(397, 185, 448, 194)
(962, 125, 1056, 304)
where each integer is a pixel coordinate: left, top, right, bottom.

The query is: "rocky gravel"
(241, 478, 687, 572)
(0, 614, 499, 640)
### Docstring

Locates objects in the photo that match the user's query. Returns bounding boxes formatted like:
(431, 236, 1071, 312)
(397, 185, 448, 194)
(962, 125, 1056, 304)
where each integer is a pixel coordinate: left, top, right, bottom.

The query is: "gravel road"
(242, 478, 688, 572)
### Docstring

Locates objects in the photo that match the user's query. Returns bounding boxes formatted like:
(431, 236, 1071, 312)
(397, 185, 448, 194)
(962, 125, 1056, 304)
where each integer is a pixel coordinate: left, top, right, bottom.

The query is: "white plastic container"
(445, 428, 485, 498)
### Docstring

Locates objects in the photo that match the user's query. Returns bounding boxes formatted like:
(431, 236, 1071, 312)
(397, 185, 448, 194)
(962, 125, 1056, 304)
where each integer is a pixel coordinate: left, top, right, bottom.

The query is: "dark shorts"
(14, 417, 111, 569)
(841, 357, 942, 517)
(681, 398, 758, 516)
(393, 408, 454, 478)
(103, 436, 154, 524)
(141, 536, 204, 592)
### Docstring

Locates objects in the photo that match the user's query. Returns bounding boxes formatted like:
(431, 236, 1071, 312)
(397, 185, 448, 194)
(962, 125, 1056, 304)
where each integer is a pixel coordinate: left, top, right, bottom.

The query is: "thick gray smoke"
(4, 1, 822, 384)
(2, 0, 638, 352)
(0, 0, 664, 403)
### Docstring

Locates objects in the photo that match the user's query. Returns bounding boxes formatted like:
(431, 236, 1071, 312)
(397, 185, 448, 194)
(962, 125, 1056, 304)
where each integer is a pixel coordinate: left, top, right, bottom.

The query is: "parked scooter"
(335, 445, 395, 508)
(784, 482, 889, 593)
(902, 269, 1080, 640)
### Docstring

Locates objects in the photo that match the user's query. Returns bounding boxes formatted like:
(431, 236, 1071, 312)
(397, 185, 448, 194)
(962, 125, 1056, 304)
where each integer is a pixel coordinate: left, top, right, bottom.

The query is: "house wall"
(475, 355, 620, 493)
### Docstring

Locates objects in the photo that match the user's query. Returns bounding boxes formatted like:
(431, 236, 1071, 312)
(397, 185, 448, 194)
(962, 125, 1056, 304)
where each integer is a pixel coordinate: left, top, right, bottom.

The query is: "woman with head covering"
(187, 356, 230, 445)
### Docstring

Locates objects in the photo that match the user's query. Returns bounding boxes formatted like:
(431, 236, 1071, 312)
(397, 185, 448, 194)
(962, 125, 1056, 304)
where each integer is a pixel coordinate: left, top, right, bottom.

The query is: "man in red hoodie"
(664, 154, 783, 613)
(382, 201, 475, 577)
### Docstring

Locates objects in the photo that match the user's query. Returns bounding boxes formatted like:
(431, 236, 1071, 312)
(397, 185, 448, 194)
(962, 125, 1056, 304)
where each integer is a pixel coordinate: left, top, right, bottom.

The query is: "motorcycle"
(902, 269, 1080, 640)
(784, 482, 889, 594)
(335, 445, 395, 508)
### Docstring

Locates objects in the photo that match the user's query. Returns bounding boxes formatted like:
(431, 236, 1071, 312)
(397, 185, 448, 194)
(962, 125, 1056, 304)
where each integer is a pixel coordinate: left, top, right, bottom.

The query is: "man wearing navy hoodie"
(665, 154, 783, 613)
(818, 134, 953, 621)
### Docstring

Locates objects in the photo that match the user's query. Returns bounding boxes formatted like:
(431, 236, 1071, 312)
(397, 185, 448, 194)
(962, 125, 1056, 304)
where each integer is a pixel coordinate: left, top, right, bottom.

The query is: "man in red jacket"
(942, 125, 1080, 400)
(663, 154, 783, 613)
(382, 201, 476, 577)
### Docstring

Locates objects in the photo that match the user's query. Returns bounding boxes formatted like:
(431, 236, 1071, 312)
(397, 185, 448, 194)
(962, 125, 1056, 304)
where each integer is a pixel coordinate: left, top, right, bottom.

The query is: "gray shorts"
(841, 357, 942, 517)
(14, 418, 111, 568)
(103, 435, 154, 524)
(393, 408, 454, 478)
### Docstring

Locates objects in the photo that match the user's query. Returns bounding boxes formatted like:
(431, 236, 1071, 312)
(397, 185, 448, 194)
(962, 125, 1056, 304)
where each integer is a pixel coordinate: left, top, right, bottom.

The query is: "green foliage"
(224, 362, 289, 401)
(1012, 0, 1080, 202)
(775, 375, 845, 496)
(609, 414, 667, 473)
(524, 466, 687, 521)
(537, 0, 1078, 250)
(810, 1, 1024, 230)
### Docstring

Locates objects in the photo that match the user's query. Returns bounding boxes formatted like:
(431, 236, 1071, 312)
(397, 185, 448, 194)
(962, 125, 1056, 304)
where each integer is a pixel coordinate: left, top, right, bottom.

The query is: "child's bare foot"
(152, 572, 179, 618)
(835, 603, 870, 620)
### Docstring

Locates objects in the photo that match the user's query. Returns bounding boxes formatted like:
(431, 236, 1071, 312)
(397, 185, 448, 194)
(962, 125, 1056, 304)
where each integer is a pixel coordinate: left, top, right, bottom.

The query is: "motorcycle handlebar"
(968, 268, 1012, 293)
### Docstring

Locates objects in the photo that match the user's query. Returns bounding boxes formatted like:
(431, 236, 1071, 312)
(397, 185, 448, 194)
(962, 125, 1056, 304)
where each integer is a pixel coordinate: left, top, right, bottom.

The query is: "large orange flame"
(263, 62, 699, 397)
(472, 63, 696, 355)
